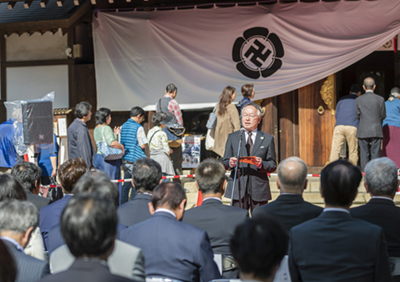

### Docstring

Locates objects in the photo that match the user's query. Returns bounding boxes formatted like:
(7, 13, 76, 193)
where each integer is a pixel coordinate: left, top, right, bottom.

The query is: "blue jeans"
(121, 162, 137, 204)
(94, 154, 122, 204)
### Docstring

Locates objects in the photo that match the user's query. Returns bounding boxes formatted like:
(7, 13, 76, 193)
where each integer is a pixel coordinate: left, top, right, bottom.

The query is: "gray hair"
(389, 87, 400, 101)
(243, 103, 263, 117)
(75, 102, 92, 119)
(0, 200, 38, 234)
(363, 77, 375, 90)
(277, 157, 307, 192)
(364, 157, 398, 196)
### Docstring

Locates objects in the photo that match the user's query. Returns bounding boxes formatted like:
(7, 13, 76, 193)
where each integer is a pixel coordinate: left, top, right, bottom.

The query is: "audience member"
(253, 157, 322, 233)
(236, 84, 255, 115)
(0, 239, 17, 282)
(382, 87, 400, 168)
(37, 134, 59, 186)
(329, 84, 361, 166)
(147, 113, 174, 177)
(212, 86, 240, 158)
(0, 200, 49, 282)
(118, 158, 162, 227)
(93, 108, 124, 187)
(182, 158, 248, 278)
(0, 174, 27, 201)
(355, 77, 386, 170)
(156, 83, 184, 177)
(351, 157, 400, 281)
(289, 159, 392, 282)
(121, 182, 221, 282)
(39, 158, 87, 252)
(67, 101, 95, 170)
(40, 196, 133, 282)
(120, 106, 148, 204)
(0, 118, 23, 174)
(11, 162, 50, 211)
(230, 215, 288, 282)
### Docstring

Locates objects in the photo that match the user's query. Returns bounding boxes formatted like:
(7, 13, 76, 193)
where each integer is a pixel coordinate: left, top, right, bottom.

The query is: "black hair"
(58, 158, 87, 194)
(241, 84, 254, 98)
(320, 159, 361, 207)
(61, 195, 117, 258)
(95, 108, 111, 125)
(152, 112, 167, 126)
(151, 182, 186, 210)
(130, 107, 145, 118)
(195, 159, 226, 194)
(0, 174, 27, 201)
(75, 102, 92, 119)
(73, 170, 119, 208)
(11, 161, 41, 193)
(350, 84, 362, 93)
(230, 215, 288, 280)
(132, 158, 162, 193)
(166, 83, 178, 94)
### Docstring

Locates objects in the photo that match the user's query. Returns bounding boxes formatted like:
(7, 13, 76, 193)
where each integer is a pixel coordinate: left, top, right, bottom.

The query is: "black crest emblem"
(232, 27, 284, 79)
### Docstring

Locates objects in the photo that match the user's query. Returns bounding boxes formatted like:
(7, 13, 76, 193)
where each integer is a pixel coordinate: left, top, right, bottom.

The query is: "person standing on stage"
(156, 83, 184, 176)
(222, 103, 277, 212)
(355, 77, 386, 170)
(329, 84, 361, 166)
(213, 86, 240, 158)
(382, 87, 400, 168)
(67, 102, 95, 171)
(120, 107, 148, 205)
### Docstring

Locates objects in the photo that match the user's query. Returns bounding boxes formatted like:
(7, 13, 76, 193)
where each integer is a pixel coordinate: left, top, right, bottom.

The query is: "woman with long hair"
(93, 108, 125, 186)
(213, 86, 241, 157)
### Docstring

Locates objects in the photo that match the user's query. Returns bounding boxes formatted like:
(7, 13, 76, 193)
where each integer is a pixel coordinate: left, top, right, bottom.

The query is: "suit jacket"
(222, 130, 277, 201)
(351, 198, 400, 258)
(47, 223, 127, 256)
(2, 239, 50, 282)
(182, 198, 248, 254)
(27, 191, 50, 212)
(252, 194, 323, 233)
(289, 211, 393, 282)
(50, 240, 146, 282)
(355, 91, 386, 138)
(39, 259, 133, 282)
(120, 211, 221, 282)
(117, 193, 152, 227)
(40, 195, 73, 251)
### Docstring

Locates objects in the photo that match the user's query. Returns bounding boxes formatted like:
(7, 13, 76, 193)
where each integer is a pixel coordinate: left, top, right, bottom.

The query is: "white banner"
(93, 1, 400, 111)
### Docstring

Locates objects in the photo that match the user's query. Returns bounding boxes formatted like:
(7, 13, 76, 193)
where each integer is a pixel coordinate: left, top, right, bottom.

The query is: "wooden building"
(0, 0, 397, 170)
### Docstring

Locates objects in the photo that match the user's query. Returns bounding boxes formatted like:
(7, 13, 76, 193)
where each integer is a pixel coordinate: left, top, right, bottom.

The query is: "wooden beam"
(73, 0, 80, 5)
(56, 0, 64, 6)
(7, 1, 15, 9)
(5, 59, 69, 68)
(23, 0, 32, 8)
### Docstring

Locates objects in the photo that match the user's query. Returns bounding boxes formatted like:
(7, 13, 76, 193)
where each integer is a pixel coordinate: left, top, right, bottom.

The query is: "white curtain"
(93, 0, 400, 111)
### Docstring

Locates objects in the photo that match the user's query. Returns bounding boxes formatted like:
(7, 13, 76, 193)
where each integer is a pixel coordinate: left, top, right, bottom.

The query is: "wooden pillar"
(0, 34, 6, 123)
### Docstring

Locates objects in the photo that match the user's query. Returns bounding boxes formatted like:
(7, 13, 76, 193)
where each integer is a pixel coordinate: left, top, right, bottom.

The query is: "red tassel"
(196, 191, 203, 206)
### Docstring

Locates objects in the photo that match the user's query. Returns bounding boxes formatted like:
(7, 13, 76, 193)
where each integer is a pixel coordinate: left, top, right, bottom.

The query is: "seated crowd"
(0, 155, 399, 282)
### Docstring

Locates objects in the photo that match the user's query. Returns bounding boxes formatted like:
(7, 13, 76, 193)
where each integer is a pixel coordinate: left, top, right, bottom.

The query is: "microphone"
(240, 128, 246, 136)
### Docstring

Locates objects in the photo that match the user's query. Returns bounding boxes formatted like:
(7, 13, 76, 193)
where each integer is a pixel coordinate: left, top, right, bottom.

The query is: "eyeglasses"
(242, 113, 258, 119)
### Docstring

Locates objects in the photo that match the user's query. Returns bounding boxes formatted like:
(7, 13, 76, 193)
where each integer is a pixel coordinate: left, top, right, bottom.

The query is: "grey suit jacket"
(2, 239, 50, 282)
(355, 91, 386, 138)
(26, 191, 50, 211)
(50, 239, 146, 282)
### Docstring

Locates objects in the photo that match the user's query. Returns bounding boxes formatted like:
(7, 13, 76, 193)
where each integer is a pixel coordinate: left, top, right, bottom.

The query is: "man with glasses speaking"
(222, 103, 277, 212)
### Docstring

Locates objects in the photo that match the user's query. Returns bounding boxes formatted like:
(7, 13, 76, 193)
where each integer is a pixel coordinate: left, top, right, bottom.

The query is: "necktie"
(247, 131, 253, 155)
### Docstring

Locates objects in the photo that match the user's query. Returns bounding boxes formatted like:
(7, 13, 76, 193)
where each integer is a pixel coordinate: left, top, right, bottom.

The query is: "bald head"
(363, 77, 375, 90)
(277, 157, 308, 194)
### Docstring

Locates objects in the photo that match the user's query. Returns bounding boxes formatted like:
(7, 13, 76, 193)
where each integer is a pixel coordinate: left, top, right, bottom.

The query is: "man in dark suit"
(38, 195, 132, 282)
(223, 103, 277, 211)
(289, 160, 393, 282)
(121, 182, 221, 282)
(351, 157, 400, 281)
(117, 158, 162, 227)
(11, 161, 50, 211)
(253, 156, 322, 233)
(0, 200, 50, 282)
(231, 215, 288, 282)
(355, 77, 386, 170)
(39, 158, 87, 251)
(182, 158, 248, 278)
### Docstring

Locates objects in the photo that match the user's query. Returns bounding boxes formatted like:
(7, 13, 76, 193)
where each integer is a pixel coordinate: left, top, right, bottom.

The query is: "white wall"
(6, 32, 68, 61)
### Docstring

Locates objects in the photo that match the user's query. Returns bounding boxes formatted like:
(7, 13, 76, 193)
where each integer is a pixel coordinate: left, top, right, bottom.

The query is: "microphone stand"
(230, 130, 244, 208)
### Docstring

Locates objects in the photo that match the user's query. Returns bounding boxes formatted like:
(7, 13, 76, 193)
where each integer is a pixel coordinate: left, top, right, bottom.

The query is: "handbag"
(206, 106, 218, 129)
(205, 128, 215, 150)
(157, 99, 186, 141)
(97, 126, 124, 161)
